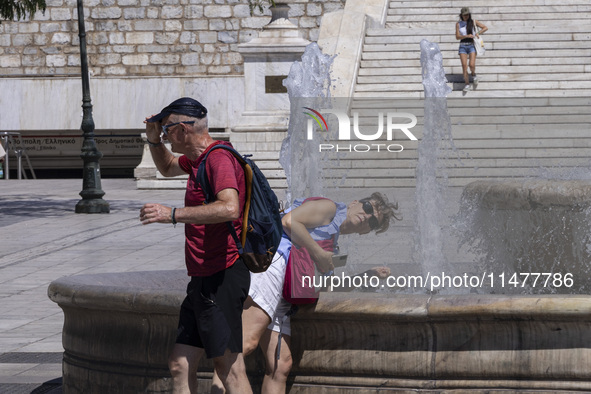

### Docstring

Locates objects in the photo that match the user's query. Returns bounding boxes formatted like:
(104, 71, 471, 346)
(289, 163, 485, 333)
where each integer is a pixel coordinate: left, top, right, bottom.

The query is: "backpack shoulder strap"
(197, 144, 245, 203)
(196, 144, 252, 253)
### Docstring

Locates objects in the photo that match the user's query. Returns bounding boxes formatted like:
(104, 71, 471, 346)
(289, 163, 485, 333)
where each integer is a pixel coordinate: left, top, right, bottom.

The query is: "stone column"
(232, 2, 310, 191)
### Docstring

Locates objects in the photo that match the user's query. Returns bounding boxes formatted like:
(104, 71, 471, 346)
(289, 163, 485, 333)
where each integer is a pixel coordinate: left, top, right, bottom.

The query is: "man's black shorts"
(176, 258, 250, 359)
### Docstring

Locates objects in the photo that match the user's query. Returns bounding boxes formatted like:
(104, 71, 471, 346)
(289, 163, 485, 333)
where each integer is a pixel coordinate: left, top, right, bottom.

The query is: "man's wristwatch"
(146, 139, 163, 147)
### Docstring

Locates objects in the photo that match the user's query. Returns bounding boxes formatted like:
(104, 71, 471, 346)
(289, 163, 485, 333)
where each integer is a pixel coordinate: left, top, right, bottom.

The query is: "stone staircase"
(344, 0, 591, 187)
(358, 0, 591, 98)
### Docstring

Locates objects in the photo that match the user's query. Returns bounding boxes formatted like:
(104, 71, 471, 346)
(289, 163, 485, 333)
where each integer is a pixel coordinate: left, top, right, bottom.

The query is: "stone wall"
(0, 0, 344, 77)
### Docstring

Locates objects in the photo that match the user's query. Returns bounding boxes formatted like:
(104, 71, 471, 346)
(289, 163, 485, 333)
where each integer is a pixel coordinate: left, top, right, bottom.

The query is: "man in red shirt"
(140, 97, 252, 394)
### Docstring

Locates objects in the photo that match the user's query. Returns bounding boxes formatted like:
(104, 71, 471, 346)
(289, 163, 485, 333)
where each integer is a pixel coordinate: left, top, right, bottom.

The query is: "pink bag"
(282, 197, 336, 304)
(282, 238, 334, 304)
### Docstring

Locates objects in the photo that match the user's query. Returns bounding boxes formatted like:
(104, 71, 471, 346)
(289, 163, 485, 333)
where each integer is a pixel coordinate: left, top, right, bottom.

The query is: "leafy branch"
(0, 0, 47, 22)
(248, 0, 275, 16)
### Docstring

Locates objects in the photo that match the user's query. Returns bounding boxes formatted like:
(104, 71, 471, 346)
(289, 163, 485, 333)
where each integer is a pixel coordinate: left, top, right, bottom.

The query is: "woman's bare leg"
(460, 53, 469, 86)
(259, 329, 292, 394)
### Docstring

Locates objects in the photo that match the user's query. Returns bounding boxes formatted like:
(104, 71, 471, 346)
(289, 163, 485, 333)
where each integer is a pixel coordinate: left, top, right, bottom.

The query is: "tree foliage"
(248, 0, 275, 16)
(0, 0, 47, 22)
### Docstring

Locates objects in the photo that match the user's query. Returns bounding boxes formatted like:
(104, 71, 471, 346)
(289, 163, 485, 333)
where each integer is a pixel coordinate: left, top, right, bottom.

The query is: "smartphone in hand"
(331, 254, 348, 268)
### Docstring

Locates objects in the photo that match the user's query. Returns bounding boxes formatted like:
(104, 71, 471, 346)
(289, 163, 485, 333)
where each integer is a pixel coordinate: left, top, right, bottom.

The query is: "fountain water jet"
(279, 42, 335, 204)
(414, 40, 454, 278)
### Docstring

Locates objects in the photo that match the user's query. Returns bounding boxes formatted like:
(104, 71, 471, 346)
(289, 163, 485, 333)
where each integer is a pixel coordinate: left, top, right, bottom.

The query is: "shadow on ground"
(0, 197, 144, 227)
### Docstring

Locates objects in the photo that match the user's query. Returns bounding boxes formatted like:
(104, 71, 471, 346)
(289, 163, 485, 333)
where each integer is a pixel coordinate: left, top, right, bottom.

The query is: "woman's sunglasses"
(360, 199, 380, 230)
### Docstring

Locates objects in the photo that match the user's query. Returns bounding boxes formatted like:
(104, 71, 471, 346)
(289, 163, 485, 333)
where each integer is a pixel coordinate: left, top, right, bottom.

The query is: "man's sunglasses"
(161, 121, 195, 136)
(360, 199, 380, 230)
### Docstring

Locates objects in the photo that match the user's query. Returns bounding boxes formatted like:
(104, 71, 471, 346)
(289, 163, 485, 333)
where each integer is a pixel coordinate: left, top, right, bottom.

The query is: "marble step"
(354, 86, 591, 95)
(359, 58, 591, 68)
(357, 73, 591, 85)
(387, 5, 591, 15)
(349, 110, 591, 122)
(317, 132, 591, 145)
(323, 157, 591, 169)
(387, 14, 591, 25)
(362, 41, 591, 53)
(354, 90, 591, 98)
(362, 49, 591, 60)
(350, 113, 591, 123)
(349, 117, 591, 129)
(356, 72, 591, 91)
(316, 165, 591, 187)
(387, 0, 591, 9)
(362, 41, 591, 59)
(322, 132, 591, 144)
(349, 103, 591, 114)
(314, 137, 591, 154)
(380, 20, 589, 31)
(359, 64, 589, 75)
(348, 103, 591, 121)
(355, 177, 563, 188)
(319, 172, 589, 189)
(349, 97, 591, 107)
(450, 127, 591, 139)
(364, 33, 591, 45)
(355, 86, 591, 96)
(322, 164, 591, 180)
(366, 28, 591, 43)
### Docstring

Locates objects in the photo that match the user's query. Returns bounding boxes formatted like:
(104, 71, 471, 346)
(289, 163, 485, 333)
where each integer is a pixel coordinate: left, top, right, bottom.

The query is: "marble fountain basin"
(48, 268, 591, 393)
(459, 179, 591, 293)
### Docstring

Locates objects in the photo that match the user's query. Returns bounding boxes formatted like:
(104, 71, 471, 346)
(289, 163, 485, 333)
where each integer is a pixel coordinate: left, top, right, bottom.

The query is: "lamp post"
(74, 0, 110, 214)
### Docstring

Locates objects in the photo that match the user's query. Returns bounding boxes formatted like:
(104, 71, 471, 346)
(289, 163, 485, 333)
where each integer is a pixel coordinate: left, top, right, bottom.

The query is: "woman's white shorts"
(248, 253, 293, 336)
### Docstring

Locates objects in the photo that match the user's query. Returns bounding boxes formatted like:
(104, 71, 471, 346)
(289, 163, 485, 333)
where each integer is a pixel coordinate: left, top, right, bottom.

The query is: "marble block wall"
(0, 0, 345, 78)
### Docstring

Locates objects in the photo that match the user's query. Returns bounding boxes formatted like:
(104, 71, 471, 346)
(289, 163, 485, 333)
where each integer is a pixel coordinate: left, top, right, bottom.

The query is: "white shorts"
(248, 253, 293, 336)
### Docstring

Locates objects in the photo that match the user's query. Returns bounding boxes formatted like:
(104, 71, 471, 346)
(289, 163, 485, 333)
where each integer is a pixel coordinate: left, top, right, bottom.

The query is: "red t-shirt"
(178, 141, 246, 276)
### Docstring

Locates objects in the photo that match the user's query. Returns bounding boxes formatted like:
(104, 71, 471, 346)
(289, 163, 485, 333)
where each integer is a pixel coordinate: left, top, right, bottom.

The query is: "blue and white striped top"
(276, 198, 348, 263)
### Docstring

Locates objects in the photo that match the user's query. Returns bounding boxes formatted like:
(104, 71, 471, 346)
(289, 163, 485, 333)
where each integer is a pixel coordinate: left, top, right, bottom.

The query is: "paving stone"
(0, 180, 187, 388)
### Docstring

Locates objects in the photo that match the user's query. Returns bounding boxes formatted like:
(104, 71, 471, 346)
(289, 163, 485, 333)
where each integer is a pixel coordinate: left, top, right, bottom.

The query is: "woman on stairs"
(456, 7, 488, 92)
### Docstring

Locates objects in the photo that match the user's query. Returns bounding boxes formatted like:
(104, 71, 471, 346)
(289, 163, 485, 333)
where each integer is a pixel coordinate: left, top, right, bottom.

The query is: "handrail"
(0, 131, 37, 180)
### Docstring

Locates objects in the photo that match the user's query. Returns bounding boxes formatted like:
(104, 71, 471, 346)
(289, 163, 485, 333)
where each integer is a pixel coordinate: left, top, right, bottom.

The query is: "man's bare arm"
(144, 116, 186, 177)
(140, 188, 239, 225)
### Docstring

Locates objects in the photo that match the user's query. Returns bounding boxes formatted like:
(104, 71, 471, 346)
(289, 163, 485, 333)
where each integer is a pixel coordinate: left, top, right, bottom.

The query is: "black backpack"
(197, 144, 283, 273)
